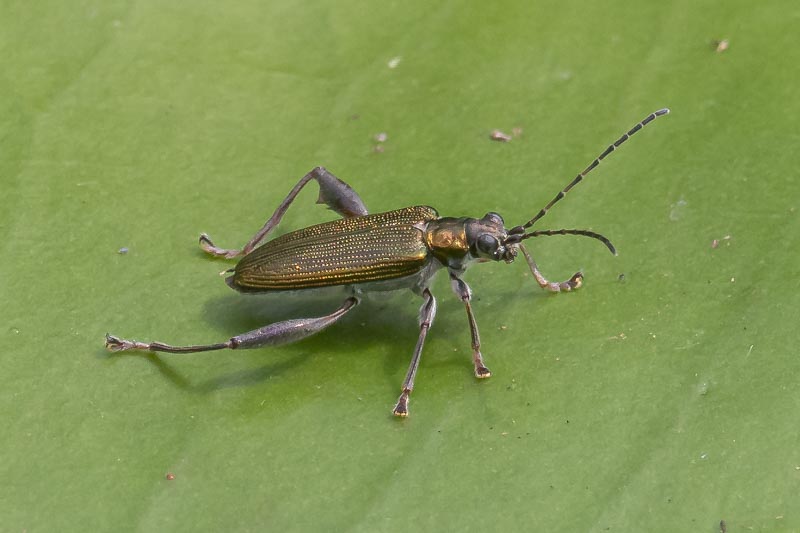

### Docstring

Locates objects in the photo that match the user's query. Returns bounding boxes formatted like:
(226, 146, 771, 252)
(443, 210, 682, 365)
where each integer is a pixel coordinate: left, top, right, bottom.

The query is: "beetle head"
(465, 212, 518, 263)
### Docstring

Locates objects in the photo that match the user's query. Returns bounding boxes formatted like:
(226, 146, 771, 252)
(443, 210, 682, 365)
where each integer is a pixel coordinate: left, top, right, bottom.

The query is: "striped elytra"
(230, 206, 440, 291)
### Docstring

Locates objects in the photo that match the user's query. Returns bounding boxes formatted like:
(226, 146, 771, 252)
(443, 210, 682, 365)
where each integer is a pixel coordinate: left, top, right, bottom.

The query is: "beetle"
(106, 108, 669, 416)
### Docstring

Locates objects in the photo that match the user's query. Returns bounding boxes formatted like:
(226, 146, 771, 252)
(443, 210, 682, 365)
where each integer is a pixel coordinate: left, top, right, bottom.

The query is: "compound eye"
(483, 212, 504, 226)
(476, 234, 499, 255)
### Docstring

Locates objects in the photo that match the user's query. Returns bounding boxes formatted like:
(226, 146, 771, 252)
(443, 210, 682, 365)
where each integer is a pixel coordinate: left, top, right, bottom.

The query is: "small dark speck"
(617, 273, 625, 282)
(720, 519, 727, 533)
(566, 419, 569, 424)
(118, 247, 129, 254)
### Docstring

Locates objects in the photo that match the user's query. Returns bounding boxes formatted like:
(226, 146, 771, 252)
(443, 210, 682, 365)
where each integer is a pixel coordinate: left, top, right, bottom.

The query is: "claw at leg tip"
(105, 334, 127, 352)
(569, 272, 583, 290)
(393, 394, 410, 417)
(475, 367, 492, 379)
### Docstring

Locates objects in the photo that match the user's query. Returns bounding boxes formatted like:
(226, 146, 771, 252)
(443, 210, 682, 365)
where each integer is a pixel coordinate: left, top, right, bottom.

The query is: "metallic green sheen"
(230, 206, 440, 291)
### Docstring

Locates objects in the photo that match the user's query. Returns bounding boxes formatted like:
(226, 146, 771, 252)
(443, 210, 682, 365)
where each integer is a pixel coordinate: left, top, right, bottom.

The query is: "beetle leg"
(106, 297, 360, 354)
(519, 243, 583, 292)
(200, 167, 369, 258)
(393, 288, 437, 417)
(449, 273, 491, 378)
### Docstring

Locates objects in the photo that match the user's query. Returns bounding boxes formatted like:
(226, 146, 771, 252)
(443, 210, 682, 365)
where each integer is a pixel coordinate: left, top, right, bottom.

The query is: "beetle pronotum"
(107, 109, 670, 416)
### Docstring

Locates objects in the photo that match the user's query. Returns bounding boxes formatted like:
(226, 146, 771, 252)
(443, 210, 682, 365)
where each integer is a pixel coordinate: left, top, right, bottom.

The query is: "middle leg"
(449, 273, 491, 378)
(392, 288, 437, 417)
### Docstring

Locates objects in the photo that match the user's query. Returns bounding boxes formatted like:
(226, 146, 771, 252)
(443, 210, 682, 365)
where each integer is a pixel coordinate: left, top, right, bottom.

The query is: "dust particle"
(490, 130, 512, 142)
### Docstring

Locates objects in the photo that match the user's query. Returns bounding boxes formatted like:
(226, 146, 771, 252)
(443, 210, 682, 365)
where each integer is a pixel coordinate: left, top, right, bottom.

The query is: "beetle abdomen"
(229, 206, 439, 292)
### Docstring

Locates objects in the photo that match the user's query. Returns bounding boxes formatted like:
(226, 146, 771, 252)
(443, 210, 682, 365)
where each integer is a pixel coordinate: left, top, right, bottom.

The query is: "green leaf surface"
(2, 1, 798, 531)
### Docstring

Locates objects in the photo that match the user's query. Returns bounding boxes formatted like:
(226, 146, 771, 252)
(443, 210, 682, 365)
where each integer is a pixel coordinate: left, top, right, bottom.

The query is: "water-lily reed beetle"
(106, 109, 670, 417)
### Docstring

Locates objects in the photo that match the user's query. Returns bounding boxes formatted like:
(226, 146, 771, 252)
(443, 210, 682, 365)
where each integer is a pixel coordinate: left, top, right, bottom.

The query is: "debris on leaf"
(712, 39, 729, 52)
(373, 132, 388, 153)
(711, 235, 731, 248)
(490, 130, 512, 142)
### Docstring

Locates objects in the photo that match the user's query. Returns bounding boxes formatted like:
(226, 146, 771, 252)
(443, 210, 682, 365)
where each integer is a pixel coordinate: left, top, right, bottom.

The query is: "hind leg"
(200, 167, 369, 258)
(106, 297, 360, 353)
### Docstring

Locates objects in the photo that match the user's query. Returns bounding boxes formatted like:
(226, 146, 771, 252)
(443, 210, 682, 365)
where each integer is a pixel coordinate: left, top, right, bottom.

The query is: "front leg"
(519, 243, 583, 292)
(200, 167, 369, 258)
(449, 273, 491, 378)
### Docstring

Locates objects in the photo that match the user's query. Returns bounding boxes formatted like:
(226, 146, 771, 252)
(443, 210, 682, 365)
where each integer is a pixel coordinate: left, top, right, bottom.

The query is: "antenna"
(513, 108, 670, 233)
